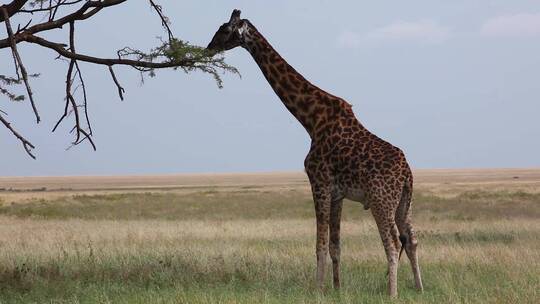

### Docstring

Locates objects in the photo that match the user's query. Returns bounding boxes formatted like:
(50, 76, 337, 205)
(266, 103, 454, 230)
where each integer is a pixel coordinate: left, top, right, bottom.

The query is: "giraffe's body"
(207, 10, 423, 297)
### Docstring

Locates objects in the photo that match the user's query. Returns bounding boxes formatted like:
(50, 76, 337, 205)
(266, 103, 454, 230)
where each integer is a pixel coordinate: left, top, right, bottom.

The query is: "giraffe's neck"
(241, 22, 353, 138)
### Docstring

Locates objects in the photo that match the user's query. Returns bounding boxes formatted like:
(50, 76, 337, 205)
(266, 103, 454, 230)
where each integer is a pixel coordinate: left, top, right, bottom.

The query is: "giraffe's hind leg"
(397, 219, 423, 291)
(396, 181, 423, 291)
(396, 207, 423, 291)
(329, 198, 343, 289)
(371, 203, 401, 297)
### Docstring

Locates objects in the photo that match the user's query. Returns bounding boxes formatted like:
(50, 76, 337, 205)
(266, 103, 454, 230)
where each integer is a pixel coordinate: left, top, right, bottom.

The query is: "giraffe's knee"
(390, 224, 401, 250)
(407, 228, 418, 246)
(409, 238, 418, 252)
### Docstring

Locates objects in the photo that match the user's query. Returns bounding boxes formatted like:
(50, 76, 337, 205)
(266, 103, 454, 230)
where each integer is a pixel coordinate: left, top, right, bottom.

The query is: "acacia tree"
(0, 0, 236, 158)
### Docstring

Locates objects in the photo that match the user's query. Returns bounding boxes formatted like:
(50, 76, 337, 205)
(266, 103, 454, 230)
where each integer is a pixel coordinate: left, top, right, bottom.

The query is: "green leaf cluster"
(0, 75, 25, 102)
(119, 38, 239, 88)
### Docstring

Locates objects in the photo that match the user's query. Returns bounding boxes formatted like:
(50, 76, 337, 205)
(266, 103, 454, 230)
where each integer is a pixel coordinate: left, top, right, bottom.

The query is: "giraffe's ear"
(229, 9, 241, 25)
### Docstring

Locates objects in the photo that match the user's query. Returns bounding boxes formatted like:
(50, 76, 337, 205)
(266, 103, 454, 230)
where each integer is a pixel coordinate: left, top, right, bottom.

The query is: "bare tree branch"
(17, 1, 83, 14)
(22, 34, 216, 69)
(108, 66, 124, 101)
(51, 20, 94, 150)
(2, 6, 40, 123)
(0, 112, 35, 159)
(24, 0, 127, 34)
(75, 60, 91, 134)
(0, 0, 29, 23)
(149, 0, 173, 42)
(0, 0, 238, 158)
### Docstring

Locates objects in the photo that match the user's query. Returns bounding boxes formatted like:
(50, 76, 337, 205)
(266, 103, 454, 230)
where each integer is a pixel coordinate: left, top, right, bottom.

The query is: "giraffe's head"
(207, 9, 249, 53)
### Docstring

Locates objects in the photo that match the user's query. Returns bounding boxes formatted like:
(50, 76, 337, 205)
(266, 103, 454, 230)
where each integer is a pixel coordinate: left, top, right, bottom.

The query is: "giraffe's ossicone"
(207, 9, 423, 297)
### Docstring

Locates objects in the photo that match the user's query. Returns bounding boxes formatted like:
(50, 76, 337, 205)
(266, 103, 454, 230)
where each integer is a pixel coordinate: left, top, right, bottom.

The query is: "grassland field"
(0, 169, 539, 303)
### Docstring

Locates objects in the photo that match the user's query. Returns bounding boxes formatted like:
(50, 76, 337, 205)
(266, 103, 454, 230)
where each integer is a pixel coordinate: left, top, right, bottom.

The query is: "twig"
(75, 128, 95, 150)
(0, 112, 35, 159)
(48, 0, 54, 20)
(70, 19, 92, 135)
(149, 0, 173, 42)
(108, 66, 124, 100)
(65, 59, 81, 143)
(15, 19, 32, 35)
(52, 21, 95, 150)
(75, 60, 92, 134)
(18, 1, 83, 14)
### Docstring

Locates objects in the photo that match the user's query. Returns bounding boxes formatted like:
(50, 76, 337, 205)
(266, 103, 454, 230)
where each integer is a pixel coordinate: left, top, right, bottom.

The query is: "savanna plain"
(0, 169, 539, 303)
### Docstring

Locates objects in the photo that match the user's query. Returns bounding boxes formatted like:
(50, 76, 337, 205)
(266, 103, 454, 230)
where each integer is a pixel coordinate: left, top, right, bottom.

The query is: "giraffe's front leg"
(313, 185, 332, 290)
(329, 198, 343, 290)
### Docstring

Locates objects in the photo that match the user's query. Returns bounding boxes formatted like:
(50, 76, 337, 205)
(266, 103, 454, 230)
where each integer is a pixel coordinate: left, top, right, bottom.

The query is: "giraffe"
(207, 10, 423, 297)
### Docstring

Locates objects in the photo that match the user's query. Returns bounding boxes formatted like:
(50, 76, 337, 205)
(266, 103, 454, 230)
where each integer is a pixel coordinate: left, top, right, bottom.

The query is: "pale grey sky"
(1, 1, 539, 176)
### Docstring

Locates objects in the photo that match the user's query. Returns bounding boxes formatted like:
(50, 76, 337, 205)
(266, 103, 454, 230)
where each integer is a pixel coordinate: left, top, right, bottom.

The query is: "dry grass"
(2, 168, 540, 202)
(0, 169, 539, 303)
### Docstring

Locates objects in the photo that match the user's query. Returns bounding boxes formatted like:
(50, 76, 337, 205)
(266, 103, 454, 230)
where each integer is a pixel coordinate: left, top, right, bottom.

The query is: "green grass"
(2, 262, 537, 304)
(0, 188, 539, 303)
(1, 190, 539, 221)
(1, 248, 538, 303)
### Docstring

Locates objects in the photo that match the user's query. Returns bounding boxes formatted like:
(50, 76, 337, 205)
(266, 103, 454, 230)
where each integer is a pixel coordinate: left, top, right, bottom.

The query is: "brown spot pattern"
(233, 19, 423, 296)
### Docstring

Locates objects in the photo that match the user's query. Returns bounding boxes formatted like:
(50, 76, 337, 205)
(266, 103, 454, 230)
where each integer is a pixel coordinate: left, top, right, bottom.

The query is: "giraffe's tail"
(397, 173, 413, 261)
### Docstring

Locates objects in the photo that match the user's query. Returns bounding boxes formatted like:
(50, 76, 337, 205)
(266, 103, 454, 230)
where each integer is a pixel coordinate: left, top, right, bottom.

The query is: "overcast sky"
(1, 1, 539, 176)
